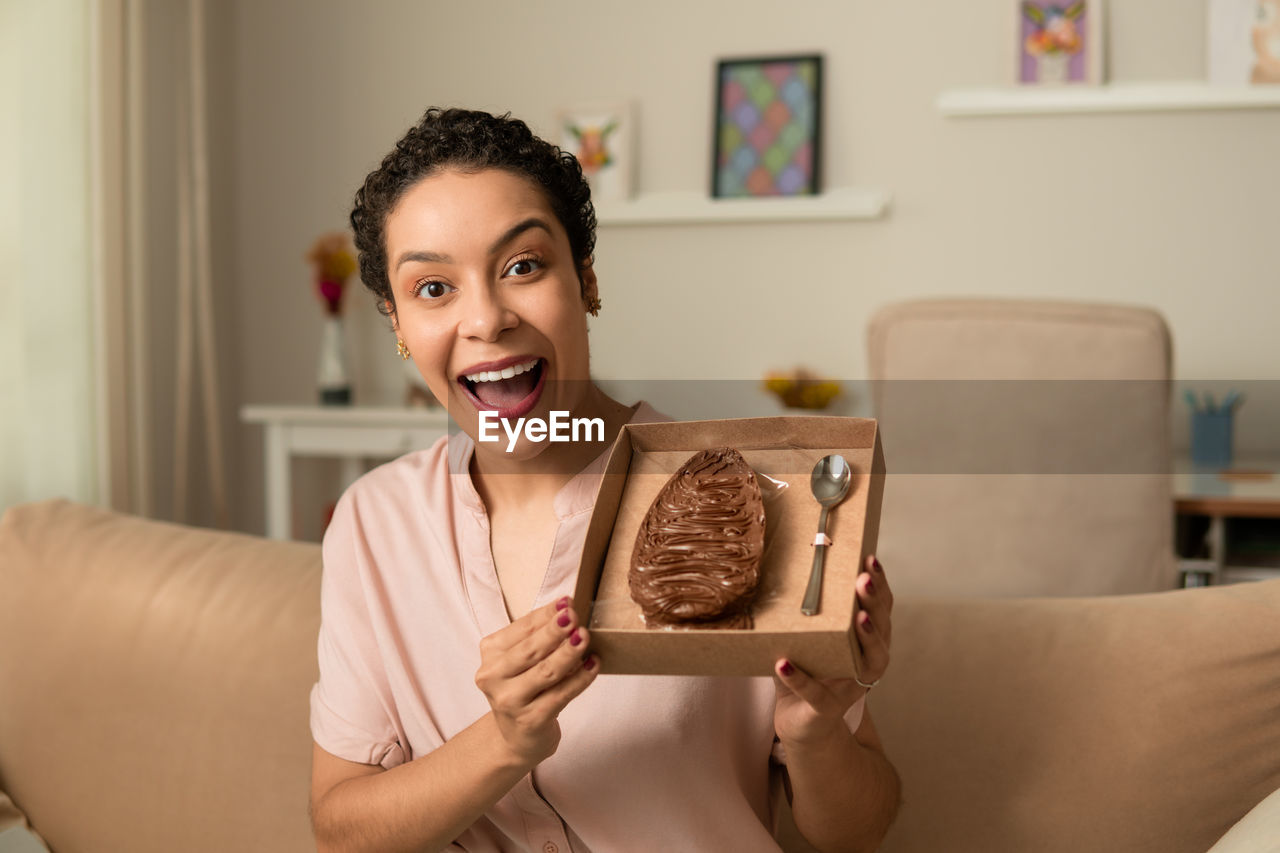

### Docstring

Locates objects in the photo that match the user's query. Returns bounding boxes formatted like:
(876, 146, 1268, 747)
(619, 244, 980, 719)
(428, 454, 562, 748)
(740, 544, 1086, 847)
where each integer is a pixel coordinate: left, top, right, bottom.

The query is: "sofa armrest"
(1207, 787, 1280, 853)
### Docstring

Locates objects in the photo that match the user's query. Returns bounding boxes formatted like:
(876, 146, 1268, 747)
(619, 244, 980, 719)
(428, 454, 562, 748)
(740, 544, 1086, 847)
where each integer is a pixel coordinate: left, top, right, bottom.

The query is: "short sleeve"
(309, 490, 407, 770)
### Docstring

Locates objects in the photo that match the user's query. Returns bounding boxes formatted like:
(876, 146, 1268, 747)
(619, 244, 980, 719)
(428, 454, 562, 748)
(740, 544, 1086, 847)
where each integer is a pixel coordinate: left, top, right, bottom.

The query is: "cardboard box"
(571, 416, 885, 678)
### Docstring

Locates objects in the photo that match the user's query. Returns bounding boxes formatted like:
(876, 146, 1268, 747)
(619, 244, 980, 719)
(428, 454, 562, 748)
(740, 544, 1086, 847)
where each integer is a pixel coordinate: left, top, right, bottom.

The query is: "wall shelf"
(937, 81, 1280, 117)
(595, 187, 891, 226)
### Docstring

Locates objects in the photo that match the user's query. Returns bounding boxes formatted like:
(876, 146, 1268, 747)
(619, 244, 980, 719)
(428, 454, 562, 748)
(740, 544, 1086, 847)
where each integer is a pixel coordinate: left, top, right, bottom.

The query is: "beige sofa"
(2, 500, 1278, 852)
(867, 298, 1176, 599)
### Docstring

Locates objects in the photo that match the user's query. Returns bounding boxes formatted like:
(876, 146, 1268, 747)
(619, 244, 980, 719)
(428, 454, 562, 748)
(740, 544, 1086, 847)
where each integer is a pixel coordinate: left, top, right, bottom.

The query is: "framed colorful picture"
(1208, 0, 1280, 85)
(556, 101, 635, 202)
(712, 54, 822, 199)
(1016, 1, 1105, 85)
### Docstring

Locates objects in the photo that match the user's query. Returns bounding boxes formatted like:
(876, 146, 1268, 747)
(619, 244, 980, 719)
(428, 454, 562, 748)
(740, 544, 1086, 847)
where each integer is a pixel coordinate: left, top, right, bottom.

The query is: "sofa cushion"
(1207, 786, 1280, 853)
(0, 500, 322, 853)
(875, 578, 1280, 853)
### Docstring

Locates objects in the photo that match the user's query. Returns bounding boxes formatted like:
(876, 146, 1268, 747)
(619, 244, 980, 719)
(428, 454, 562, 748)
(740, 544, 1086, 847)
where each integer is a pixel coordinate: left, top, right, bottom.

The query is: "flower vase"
(1038, 52, 1071, 84)
(317, 315, 352, 405)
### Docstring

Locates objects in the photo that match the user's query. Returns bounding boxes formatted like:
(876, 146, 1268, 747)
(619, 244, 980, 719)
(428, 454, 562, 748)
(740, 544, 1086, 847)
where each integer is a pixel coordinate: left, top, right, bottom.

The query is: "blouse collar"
(449, 400, 669, 519)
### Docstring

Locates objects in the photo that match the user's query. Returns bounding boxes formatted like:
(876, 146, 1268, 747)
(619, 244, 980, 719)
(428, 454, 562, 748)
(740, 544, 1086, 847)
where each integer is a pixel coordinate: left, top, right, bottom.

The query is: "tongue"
(472, 371, 537, 410)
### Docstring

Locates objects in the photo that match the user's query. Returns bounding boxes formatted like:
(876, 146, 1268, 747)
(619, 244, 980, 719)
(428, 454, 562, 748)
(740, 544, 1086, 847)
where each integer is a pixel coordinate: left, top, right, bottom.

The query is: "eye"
(412, 279, 455, 300)
(505, 255, 542, 277)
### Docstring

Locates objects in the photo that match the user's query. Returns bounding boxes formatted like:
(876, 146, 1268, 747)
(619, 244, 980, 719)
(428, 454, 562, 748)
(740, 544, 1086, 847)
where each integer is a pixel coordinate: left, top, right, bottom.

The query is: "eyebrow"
(393, 217, 554, 272)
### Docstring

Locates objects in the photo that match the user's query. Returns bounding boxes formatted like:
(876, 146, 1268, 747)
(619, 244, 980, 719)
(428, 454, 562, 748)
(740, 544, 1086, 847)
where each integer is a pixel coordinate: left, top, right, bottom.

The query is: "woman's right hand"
(474, 596, 599, 767)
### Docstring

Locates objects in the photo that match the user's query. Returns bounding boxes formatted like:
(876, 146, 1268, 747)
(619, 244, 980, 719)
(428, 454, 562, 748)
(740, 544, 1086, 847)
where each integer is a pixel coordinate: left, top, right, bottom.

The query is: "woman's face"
(383, 168, 598, 452)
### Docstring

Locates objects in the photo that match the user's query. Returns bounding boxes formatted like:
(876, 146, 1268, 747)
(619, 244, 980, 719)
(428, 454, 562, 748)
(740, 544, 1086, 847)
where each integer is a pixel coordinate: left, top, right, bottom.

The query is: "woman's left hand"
(774, 554, 893, 745)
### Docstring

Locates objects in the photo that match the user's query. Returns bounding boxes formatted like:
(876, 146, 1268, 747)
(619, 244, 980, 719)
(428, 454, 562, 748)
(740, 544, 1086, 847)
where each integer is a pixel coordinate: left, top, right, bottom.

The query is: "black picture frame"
(711, 53, 823, 199)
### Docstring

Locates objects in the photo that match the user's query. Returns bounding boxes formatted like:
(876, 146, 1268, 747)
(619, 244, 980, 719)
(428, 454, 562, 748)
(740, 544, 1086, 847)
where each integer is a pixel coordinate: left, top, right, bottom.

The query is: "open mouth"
(458, 357, 546, 420)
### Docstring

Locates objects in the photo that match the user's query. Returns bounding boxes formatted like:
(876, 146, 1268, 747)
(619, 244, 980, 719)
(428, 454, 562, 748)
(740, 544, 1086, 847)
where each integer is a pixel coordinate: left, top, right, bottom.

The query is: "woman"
(308, 108, 900, 852)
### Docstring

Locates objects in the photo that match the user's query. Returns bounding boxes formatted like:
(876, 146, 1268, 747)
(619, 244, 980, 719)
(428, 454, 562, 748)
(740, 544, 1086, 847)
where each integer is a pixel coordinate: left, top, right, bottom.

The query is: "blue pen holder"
(1190, 410, 1234, 469)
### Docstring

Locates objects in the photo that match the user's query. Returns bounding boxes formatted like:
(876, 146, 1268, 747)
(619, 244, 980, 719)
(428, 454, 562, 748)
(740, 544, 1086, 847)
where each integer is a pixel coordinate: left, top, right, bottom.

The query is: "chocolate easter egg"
(629, 447, 765, 629)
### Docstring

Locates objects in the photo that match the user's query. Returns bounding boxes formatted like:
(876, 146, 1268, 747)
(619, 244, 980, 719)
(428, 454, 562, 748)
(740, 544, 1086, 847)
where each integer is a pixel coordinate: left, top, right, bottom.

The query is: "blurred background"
(3, 0, 1277, 541)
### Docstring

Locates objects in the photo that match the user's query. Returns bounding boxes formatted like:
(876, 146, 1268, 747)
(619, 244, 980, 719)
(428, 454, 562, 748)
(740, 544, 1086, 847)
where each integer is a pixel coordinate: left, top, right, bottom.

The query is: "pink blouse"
(310, 402, 799, 851)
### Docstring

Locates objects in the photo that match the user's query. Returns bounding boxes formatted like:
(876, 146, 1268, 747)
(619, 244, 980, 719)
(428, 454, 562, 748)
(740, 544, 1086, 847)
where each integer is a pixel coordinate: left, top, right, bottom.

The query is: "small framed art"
(1208, 0, 1280, 85)
(712, 54, 822, 199)
(556, 101, 636, 201)
(1017, 1, 1105, 85)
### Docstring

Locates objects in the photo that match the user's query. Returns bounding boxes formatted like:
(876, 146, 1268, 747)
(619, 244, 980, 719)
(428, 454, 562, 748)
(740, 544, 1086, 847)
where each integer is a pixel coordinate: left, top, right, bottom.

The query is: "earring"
(585, 296, 601, 317)
(396, 339, 411, 360)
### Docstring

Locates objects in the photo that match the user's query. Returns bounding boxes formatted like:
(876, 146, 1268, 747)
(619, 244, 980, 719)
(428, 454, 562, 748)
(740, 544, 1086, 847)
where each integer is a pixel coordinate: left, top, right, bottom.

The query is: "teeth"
(464, 358, 538, 384)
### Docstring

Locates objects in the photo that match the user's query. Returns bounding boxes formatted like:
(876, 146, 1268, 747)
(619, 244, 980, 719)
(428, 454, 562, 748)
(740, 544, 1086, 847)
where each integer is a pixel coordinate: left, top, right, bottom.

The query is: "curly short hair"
(350, 107, 597, 319)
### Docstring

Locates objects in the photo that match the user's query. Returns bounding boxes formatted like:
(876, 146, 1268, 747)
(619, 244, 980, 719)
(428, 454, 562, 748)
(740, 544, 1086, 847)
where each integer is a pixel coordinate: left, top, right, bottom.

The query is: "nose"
(460, 282, 518, 342)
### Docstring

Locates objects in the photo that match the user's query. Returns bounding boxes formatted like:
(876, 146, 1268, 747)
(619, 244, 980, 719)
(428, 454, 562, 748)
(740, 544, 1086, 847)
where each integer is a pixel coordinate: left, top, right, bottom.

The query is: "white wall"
(0, 0, 98, 512)
(218, 0, 1280, 537)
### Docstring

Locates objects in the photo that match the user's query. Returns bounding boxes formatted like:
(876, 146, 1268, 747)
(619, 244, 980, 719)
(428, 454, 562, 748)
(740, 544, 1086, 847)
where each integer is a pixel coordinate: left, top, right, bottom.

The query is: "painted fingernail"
(569, 629, 582, 646)
(779, 659, 795, 676)
(557, 611, 571, 628)
(865, 576, 877, 596)
(584, 656, 597, 671)
(555, 596, 570, 611)
(873, 557, 883, 573)
(860, 613, 874, 632)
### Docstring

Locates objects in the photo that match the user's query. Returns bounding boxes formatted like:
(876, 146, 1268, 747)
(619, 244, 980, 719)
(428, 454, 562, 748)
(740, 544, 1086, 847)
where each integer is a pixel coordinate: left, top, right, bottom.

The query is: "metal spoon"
(801, 454, 852, 616)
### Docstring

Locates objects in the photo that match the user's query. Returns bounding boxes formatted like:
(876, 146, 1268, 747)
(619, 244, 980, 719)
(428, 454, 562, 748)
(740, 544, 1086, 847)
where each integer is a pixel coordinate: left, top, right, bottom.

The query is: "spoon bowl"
(811, 454, 852, 504)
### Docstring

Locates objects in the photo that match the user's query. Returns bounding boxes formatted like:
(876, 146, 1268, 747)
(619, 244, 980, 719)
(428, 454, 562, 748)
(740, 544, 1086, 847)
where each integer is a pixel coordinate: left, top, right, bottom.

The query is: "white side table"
(241, 405, 452, 540)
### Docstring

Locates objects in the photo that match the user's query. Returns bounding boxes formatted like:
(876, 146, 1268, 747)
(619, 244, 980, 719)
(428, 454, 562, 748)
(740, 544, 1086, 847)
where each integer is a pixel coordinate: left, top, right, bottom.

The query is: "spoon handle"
(801, 505, 831, 615)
